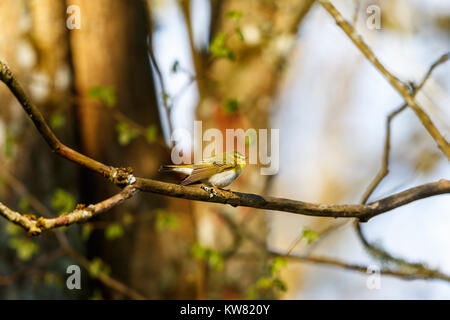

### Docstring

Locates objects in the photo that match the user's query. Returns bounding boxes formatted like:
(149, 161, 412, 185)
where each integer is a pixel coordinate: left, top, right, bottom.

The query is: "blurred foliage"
(226, 10, 244, 41)
(247, 257, 288, 299)
(88, 86, 117, 108)
(4, 128, 14, 158)
(42, 272, 64, 289)
(89, 257, 111, 278)
(82, 223, 93, 242)
(223, 98, 239, 115)
(209, 32, 235, 60)
(105, 223, 125, 240)
(302, 228, 319, 244)
(191, 242, 224, 271)
(145, 125, 158, 143)
(9, 238, 40, 261)
(115, 122, 140, 146)
(51, 188, 76, 215)
(49, 112, 66, 130)
(18, 197, 31, 213)
(154, 209, 179, 231)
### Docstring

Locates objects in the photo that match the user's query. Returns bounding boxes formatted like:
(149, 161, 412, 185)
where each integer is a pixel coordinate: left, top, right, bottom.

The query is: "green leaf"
(209, 32, 235, 60)
(302, 228, 319, 244)
(270, 256, 287, 276)
(88, 86, 116, 108)
(9, 238, 39, 261)
(223, 98, 239, 114)
(208, 250, 224, 271)
(191, 242, 206, 260)
(145, 125, 158, 143)
(237, 27, 245, 41)
(272, 278, 287, 292)
(226, 10, 243, 21)
(4, 129, 14, 158)
(43, 272, 62, 288)
(81, 224, 93, 241)
(6, 223, 23, 236)
(18, 197, 31, 213)
(115, 122, 140, 146)
(89, 257, 111, 278)
(51, 189, 76, 214)
(105, 223, 124, 240)
(50, 112, 66, 130)
(191, 242, 224, 271)
(155, 210, 179, 232)
(255, 277, 273, 289)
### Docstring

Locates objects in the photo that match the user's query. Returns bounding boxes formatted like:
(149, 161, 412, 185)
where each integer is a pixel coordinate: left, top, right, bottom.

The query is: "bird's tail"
(159, 164, 193, 175)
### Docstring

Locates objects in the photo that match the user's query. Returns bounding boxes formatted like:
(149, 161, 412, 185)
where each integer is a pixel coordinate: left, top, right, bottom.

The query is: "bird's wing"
(180, 162, 234, 186)
(202, 152, 234, 164)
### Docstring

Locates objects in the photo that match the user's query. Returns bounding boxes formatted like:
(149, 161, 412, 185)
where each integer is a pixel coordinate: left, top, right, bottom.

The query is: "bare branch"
(220, 216, 450, 283)
(0, 185, 137, 235)
(142, 0, 174, 143)
(319, 0, 450, 159)
(274, 251, 450, 282)
(0, 60, 448, 233)
(135, 177, 449, 221)
(362, 52, 450, 204)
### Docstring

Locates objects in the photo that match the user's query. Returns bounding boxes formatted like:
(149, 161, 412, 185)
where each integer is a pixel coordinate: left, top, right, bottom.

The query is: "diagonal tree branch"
(0, 171, 147, 299)
(319, 0, 450, 159)
(0, 60, 449, 233)
(361, 52, 450, 204)
(0, 185, 137, 235)
(304, 53, 450, 253)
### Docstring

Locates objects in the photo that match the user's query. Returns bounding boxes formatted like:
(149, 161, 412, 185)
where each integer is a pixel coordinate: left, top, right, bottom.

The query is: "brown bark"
(67, 0, 196, 298)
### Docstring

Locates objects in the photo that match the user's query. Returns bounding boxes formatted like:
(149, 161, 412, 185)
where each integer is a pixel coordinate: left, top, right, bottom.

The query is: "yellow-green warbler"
(160, 151, 246, 194)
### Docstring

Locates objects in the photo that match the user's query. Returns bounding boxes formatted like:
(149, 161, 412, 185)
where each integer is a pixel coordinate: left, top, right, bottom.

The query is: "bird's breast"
(206, 170, 239, 188)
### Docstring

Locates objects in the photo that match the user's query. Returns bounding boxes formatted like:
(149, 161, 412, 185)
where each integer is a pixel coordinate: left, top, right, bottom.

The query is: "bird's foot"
(201, 185, 227, 198)
(201, 185, 218, 198)
(212, 185, 227, 197)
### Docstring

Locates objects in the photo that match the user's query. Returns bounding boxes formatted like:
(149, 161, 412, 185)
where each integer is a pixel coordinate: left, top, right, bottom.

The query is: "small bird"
(159, 151, 246, 195)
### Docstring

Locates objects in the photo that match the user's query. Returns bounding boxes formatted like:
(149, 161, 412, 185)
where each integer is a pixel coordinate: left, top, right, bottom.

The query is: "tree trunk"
(68, 0, 196, 299)
(185, 0, 314, 298)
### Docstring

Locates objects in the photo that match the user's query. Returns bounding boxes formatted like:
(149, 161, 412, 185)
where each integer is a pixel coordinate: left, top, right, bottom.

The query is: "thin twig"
(0, 185, 137, 235)
(220, 217, 450, 282)
(319, 0, 450, 159)
(273, 251, 450, 282)
(353, 53, 450, 283)
(361, 52, 450, 203)
(142, 0, 174, 144)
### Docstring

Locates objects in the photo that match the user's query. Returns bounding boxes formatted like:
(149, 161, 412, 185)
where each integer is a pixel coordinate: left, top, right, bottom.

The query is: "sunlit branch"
(0, 60, 449, 234)
(0, 185, 137, 235)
